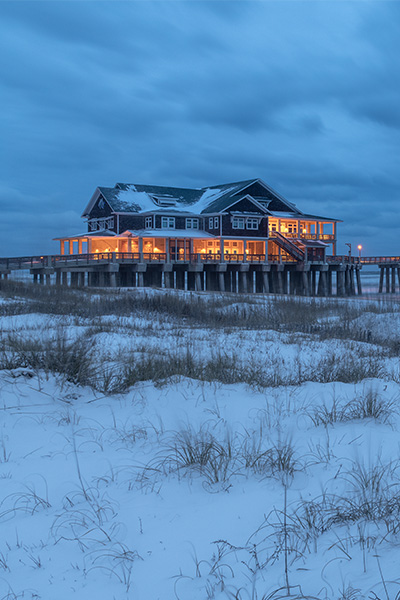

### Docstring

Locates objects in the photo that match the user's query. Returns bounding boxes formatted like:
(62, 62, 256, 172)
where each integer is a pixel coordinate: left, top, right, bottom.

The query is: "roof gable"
(81, 178, 340, 221)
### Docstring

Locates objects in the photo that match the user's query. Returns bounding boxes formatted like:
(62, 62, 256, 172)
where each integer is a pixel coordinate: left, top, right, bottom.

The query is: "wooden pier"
(0, 252, 372, 296)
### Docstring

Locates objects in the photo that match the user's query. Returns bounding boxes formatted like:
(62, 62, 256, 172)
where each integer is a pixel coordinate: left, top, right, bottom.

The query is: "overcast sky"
(1, 1, 399, 256)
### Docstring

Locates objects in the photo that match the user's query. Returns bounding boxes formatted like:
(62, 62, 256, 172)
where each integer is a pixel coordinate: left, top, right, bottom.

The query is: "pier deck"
(0, 252, 382, 296)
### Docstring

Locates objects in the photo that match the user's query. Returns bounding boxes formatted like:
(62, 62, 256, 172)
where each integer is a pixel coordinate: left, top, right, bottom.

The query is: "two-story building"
(56, 178, 339, 263)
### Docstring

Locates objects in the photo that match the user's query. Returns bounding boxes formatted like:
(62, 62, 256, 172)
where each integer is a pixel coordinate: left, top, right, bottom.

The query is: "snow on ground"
(1, 288, 400, 599)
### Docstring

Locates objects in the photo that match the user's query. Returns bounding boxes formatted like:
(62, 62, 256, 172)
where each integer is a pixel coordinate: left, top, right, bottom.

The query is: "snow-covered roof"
(81, 179, 310, 219)
(53, 230, 117, 240)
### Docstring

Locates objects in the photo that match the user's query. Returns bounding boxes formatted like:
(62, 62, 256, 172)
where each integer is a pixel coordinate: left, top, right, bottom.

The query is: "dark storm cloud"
(0, 1, 399, 255)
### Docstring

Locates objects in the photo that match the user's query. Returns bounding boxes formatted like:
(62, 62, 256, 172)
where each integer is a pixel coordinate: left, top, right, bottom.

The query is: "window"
(186, 218, 199, 230)
(209, 218, 213, 229)
(88, 217, 114, 231)
(145, 216, 152, 229)
(232, 217, 245, 229)
(161, 216, 175, 229)
(246, 218, 259, 230)
(214, 217, 219, 229)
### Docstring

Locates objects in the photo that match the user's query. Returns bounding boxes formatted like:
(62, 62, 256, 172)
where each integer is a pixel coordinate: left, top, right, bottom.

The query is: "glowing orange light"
(357, 245, 362, 251)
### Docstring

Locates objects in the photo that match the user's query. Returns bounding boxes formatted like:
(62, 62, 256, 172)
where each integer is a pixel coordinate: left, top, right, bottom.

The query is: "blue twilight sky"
(1, 1, 399, 256)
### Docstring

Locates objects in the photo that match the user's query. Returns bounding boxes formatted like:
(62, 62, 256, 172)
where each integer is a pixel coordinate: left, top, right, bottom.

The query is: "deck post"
(262, 270, 270, 294)
(397, 267, 400, 291)
(138, 272, 144, 287)
(138, 238, 143, 263)
(379, 268, 384, 293)
(302, 270, 309, 296)
(277, 269, 284, 294)
(344, 265, 350, 296)
(110, 272, 117, 288)
(282, 269, 288, 294)
(240, 270, 248, 293)
(350, 265, 356, 296)
(46, 274, 51, 285)
(318, 270, 328, 296)
(33, 273, 38, 284)
(56, 271, 61, 286)
(327, 269, 332, 295)
(195, 272, 202, 291)
(289, 270, 295, 295)
(218, 271, 225, 292)
(311, 270, 317, 296)
(356, 268, 362, 295)
(392, 267, 396, 293)
(386, 267, 390, 293)
(39, 273, 45, 285)
(62, 272, 68, 286)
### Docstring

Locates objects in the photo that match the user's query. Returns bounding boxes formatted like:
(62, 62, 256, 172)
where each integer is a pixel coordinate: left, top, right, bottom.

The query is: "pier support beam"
(302, 270, 310, 296)
(356, 268, 362, 295)
(379, 268, 384, 293)
(311, 270, 317, 296)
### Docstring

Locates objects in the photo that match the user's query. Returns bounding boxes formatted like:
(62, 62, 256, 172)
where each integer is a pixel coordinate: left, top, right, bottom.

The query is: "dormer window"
(161, 217, 175, 229)
(153, 196, 177, 207)
(145, 216, 153, 229)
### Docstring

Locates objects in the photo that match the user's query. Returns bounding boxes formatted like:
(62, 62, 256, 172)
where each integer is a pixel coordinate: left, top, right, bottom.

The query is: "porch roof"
(53, 230, 117, 240)
(123, 229, 217, 239)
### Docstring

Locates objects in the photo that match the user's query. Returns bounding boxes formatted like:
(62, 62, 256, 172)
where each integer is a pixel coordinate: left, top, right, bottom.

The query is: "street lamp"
(357, 244, 362, 257)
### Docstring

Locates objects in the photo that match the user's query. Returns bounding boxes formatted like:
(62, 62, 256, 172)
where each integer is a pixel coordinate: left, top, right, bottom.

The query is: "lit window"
(145, 216, 152, 229)
(186, 218, 199, 230)
(209, 218, 213, 229)
(246, 218, 259, 230)
(161, 216, 175, 229)
(232, 217, 245, 229)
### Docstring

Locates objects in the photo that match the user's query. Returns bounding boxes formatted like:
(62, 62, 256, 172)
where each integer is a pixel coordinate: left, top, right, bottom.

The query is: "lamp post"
(357, 244, 362, 264)
(345, 243, 351, 262)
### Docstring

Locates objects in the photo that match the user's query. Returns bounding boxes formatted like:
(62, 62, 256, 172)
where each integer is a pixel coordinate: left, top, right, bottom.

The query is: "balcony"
(269, 231, 335, 241)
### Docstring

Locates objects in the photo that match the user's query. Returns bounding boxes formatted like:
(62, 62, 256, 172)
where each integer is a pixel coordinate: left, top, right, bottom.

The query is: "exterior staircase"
(272, 232, 305, 261)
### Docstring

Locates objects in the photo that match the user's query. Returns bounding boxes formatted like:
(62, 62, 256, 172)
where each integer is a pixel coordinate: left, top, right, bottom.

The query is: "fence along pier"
(0, 252, 374, 296)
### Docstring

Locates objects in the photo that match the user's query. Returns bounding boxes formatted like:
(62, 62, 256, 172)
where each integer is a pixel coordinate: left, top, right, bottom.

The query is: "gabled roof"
(81, 178, 335, 221)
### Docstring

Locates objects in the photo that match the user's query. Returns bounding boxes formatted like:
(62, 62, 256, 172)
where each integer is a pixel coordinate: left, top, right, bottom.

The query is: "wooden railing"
(3, 252, 400, 271)
(269, 232, 335, 241)
(327, 256, 400, 265)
